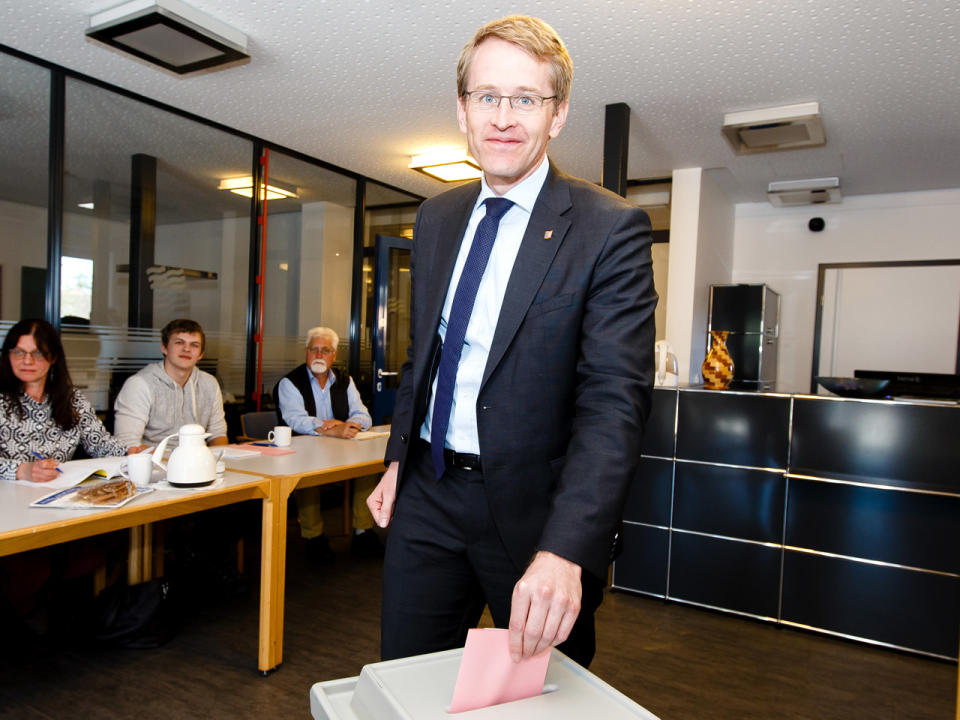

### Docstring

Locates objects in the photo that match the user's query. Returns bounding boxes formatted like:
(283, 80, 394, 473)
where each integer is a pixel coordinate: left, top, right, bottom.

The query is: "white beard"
(310, 359, 328, 375)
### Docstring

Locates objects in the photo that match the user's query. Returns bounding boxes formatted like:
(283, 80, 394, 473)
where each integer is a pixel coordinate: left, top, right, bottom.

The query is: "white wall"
(733, 188, 960, 392)
(665, 168, 735, 382)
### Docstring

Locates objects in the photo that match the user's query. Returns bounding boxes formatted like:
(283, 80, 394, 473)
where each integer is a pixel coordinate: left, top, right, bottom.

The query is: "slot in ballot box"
(310, 648, 660, 720)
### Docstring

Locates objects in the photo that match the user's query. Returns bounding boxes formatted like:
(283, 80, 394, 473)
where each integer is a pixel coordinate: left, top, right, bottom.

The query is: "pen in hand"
(30, 451, 64, 473)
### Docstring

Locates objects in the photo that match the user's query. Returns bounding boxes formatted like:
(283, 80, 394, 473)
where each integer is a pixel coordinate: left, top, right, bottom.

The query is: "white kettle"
(152, 424, 216, 487)
(654, 340, 679, 388)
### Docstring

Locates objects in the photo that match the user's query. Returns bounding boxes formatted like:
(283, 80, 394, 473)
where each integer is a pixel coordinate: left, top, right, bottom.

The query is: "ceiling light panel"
(86, 0, 248, 74)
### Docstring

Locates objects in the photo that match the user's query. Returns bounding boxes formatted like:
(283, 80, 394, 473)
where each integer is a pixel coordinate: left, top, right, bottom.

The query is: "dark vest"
(275, 364, 350, 433)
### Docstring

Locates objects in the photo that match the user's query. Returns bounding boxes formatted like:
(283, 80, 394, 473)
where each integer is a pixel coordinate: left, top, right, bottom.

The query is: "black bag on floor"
(92, 578, 178, 648)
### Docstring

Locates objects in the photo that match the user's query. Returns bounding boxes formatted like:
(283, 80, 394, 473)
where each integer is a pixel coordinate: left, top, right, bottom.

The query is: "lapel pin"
(544, 230, 553, 239)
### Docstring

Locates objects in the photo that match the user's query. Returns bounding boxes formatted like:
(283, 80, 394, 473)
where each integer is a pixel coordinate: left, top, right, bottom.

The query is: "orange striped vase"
(701, 330, 735, 389)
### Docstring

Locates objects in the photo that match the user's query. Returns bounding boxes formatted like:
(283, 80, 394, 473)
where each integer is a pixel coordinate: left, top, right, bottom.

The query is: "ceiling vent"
(767, 177, 841, 207)
(722, 102, 825, 155)
(86, 0, 248, 75)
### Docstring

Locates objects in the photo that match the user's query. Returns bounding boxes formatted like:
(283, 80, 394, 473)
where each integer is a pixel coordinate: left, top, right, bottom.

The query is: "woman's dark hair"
(1, 319, 78, 430)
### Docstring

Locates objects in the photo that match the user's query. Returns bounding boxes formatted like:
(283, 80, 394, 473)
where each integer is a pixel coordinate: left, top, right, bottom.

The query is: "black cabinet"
(612, 387, 960, 659)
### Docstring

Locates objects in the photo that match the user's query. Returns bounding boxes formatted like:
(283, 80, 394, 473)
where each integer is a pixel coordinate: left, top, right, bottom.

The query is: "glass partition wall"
(0, 45, 422, 435)
(0, 53, 49, 333)
(62, 79, 253, 419)
(258, 151, 358, 404)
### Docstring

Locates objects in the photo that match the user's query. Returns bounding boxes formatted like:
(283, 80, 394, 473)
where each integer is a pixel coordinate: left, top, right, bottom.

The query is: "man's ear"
(457, 94, 468, 134)
(548, 100, 569, 139)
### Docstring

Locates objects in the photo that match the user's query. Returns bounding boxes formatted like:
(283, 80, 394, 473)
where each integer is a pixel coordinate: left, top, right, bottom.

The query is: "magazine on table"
(30, 477, 154, 509)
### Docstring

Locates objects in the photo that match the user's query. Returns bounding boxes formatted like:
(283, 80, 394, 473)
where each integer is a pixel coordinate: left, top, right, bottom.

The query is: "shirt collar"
(476, 154, 550, 215)
(306, 364, 336, 388)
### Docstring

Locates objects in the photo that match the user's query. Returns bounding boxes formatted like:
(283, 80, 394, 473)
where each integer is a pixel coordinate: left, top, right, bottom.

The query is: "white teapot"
(152, 424, 216, 487)
(655, 340, 679, 388)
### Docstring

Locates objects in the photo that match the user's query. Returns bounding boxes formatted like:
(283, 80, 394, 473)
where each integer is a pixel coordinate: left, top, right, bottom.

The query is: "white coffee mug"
(268, 426, 292, 447)
(121, 452, 154, 487)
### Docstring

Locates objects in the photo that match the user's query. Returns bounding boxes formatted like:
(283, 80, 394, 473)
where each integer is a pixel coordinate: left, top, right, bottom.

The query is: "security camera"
(808, 217, 826, 232)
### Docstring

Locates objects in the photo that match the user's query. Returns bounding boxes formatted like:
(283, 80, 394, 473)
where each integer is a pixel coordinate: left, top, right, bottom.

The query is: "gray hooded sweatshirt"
(113, 361, 227, 446)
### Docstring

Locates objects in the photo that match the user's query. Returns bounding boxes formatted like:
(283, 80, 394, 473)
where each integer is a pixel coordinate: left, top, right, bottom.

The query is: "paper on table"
(234, 443, 296, 456)
(10, 456, 126, 490)
(448, 628, 550, 713)
(353, 430, 391, 440)
(220, 446, 262, 459)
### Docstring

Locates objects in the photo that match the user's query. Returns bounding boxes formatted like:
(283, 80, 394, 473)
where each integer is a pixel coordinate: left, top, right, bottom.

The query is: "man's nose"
(490, 101, 516, 128)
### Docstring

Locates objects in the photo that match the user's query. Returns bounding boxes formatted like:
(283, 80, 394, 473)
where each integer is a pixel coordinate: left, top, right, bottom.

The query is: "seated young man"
(275, 326, 381, 562)
(113, 318, 228, 447)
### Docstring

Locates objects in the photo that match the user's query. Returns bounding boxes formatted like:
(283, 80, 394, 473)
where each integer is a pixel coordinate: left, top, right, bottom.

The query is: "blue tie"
(430, 196, 514, 477)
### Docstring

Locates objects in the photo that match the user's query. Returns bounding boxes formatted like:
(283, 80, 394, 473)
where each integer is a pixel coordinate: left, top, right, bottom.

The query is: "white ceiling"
(2, 0, 959, 203)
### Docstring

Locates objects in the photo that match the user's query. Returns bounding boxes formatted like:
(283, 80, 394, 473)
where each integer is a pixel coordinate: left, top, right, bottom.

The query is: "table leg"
(271, 477, 297, 669)
(342, 480, 350, 535)
(127, 525, 143, 585)
(258, 482, 278, 673)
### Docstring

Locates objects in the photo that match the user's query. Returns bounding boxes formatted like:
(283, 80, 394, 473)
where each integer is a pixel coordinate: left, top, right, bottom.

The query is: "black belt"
(443, 448, 482, 472)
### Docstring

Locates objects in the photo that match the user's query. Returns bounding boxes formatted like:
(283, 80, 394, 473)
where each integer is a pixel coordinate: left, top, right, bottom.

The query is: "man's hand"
(367, 461, 399, 528)
(508, 551, 582, 662)
(17, 459, 61, 483)
(317, 419, 361, 438)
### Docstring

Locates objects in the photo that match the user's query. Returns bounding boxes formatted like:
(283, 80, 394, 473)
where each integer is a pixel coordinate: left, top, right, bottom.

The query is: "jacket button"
(400, 433, 408, 443)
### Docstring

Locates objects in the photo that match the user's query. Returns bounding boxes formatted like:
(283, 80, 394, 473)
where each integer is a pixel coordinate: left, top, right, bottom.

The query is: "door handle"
(377, 369, 399, 378)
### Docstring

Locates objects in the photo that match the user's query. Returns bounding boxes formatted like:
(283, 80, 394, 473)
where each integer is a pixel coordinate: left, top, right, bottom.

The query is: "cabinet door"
(613, 524, 669, 597)
(782, 550, 959, 658)
(669, 532, 781, 619)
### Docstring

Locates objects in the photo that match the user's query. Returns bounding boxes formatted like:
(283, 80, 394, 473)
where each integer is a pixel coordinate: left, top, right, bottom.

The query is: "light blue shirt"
(277, 367, 371, 436)
(420, 154, 550, 454)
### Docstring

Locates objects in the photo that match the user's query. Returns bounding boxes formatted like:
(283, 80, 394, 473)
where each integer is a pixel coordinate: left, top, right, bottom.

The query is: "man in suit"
(367, 15, 656, 667)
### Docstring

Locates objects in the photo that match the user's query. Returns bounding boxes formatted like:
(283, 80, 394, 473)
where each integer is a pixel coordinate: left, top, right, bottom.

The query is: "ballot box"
(310, 648, 660, 720)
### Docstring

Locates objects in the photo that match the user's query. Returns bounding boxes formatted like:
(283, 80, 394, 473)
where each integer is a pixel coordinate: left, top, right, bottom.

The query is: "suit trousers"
(381, 439, 604, 667)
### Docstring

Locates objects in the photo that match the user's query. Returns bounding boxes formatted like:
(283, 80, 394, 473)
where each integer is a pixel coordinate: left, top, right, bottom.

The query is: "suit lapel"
(421, 186, 479, 359)
(481, 166, 572, 389)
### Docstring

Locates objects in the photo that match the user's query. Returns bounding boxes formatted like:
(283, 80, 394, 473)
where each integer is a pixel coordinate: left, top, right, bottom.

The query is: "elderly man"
(367, 15, 656, 666)
(275, 326, 380, 562)
(114, 318, 227, 447)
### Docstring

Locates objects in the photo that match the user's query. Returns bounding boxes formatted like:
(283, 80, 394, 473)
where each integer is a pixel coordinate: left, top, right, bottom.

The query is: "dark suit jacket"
(385, 162, 657, 581)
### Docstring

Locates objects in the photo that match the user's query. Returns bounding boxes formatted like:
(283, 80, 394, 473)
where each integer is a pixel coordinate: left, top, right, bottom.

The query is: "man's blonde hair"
(304, 326, 339, 349)
(456, 15, 573, 106)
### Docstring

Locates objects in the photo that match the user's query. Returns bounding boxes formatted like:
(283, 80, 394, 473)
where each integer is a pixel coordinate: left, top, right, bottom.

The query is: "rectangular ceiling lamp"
(86, 0, 248, 74)
(218, 176, 298, 200)
(409, 149, 482, 182)
(722, 102, 825, 155)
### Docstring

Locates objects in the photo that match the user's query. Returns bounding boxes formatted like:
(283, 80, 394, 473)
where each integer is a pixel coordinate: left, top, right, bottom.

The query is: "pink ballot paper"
(448, 628, 551, 713)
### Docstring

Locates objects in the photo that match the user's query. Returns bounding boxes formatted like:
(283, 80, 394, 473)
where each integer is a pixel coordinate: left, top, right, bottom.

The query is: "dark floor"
(0, 525, 954, 719)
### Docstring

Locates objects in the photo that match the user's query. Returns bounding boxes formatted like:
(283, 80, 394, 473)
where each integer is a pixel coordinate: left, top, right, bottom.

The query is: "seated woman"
(1, 319, 139, 481)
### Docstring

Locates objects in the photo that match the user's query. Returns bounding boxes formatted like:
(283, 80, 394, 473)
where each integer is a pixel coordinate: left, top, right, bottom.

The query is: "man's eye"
(479, 94, 499, 105)
(515, 95, 534, 106)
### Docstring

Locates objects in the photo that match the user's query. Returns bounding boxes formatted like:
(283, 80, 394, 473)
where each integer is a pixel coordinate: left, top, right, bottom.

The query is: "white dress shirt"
(420, 154, 550, 454)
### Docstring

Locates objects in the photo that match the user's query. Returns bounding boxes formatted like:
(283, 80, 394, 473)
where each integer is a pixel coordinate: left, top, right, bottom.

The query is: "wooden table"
(0, 471, 278, 672)
(225, 434, 388, 671)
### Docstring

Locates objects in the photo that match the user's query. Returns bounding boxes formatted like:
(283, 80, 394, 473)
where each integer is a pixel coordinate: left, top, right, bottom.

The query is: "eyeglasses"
(307, 346, 335, 356)
(8, 348, 47, 362)
(463, 91, 557, 114)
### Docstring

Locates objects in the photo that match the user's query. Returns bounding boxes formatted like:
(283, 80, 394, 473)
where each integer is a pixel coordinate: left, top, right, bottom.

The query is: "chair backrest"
(240, 410, 279, 440)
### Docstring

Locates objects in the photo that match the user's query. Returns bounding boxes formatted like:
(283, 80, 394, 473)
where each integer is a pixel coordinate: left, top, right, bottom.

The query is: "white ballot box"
(310, 648, 661, 720)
